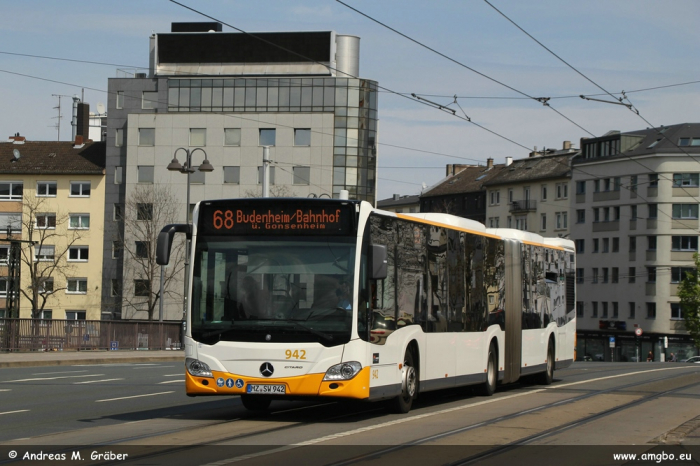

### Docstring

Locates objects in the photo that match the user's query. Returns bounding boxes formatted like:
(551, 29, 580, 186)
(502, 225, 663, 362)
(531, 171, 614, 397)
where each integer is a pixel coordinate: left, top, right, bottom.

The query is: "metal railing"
(0, 319, 183, 352)
(509, 200, 537, 212)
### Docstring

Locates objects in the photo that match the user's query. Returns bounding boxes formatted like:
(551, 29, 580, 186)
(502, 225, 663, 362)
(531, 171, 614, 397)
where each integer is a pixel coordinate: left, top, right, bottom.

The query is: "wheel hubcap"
(404, 366, 416, 398)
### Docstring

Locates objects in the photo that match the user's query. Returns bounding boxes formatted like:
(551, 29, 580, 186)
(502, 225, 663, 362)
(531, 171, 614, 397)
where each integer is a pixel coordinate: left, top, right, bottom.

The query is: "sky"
(1, 0, 699, 201)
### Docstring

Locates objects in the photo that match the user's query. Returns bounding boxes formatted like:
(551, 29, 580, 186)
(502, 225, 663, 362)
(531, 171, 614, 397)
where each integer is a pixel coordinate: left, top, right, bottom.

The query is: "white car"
(681, 356, 700, 363)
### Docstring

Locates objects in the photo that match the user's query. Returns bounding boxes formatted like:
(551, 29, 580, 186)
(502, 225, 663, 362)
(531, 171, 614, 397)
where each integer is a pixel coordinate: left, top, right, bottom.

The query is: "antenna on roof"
(12, 149, 20, 160)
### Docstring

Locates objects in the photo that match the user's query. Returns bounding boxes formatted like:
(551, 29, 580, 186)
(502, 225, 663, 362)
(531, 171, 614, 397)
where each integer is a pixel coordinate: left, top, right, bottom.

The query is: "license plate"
(246, 384, 286, 394)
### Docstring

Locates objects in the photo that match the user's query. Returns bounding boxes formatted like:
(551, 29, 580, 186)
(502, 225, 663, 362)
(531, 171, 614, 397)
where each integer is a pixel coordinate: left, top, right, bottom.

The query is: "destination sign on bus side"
(199, 203, 354, 235)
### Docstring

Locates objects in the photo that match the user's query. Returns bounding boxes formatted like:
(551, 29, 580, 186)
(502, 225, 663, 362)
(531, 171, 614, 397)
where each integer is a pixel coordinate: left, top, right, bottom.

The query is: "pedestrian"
(669, 353, 677, 362)
(647, 351, 653, 362)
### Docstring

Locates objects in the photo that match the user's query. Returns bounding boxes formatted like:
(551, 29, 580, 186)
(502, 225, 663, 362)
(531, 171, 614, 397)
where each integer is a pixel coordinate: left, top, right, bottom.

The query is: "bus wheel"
(241, 395, 271, 411)
(390, 350, 417, 413)
(478, 342, 497, 396)
(536, 341, 554, 385)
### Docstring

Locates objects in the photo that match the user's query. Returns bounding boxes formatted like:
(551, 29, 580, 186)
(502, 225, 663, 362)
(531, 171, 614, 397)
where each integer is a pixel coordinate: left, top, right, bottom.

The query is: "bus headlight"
(323, 361, 362, 381)
(186, 358, 213, 378)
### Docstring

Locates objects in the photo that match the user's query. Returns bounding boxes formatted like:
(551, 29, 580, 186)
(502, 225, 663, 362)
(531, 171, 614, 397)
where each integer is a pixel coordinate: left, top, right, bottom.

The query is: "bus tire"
(240, 395, 272, 411)
(478, 342, 497, 396)
(536, 340, 554, 385)
(390, 349, 417, 413)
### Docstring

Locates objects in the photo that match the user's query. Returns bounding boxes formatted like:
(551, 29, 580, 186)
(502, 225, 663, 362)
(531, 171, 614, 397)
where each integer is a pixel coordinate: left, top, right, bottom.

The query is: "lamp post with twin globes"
(166, 148, 214, 321)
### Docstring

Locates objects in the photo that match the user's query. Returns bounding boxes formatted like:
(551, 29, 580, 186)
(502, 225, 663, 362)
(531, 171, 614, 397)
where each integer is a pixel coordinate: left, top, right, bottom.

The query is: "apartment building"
(572, 124, 700, 361)
(0, 135, 106, 320)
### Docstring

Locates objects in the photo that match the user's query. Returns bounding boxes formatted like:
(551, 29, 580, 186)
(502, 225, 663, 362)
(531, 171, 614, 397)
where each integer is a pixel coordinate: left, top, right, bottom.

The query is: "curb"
(0, 356, 184, 369)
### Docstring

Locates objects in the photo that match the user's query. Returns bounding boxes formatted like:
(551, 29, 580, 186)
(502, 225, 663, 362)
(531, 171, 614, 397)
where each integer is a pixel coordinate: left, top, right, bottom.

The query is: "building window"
(515, 216, 527, 231)
(592, 268, 599, 284)
(556, 183, 568, 199)
(576, 181, 586, 195)
(138, 166, 154, 184)
(115, 128, 124, 147)
(69, 214, 90, 229)
(35, 213, 56, 229)
(115, 166, 123, 185)
(142, 91, 158, 110)
(593, 180, 600, 193)
(593, 238, 599, 253)
(223, 166, 240, 184)
(602, 268, 609, 283)
(672, 204, 699, 219)
(116, 91, 124, 109)
(629, 302, 635, 319)
(630, 205, 637, 220)
(630, 175, 638, 193)
(0, 245, 8, 265)
(593, 208, 599, 222)
(649, 174, 658, 187)
(135, 241, 150, 259)
(68, 246, 89, 262)
(603, 238, 609, 253)
(648, 204, 658, 219)
(628, 267, 635, 284)
(602, 302, 608, 317)
(576, 301, 584, 318)
(39, 310, 52, 321)
(647, 267, 656, 283)
(671, 303, 685, 320)
(646, 302, 656, 319)
(39, 278, 54, 294)
(112, 241, 120, 259)
(576, 210, 585, 224)
(189, 128, 206, 146)
(293, 166, 311, 185)
(612, 237, 619, 252)
(0, 181, 23, 200)
(576, 268, 584, 284)
(555, 212, 567, 229)
(629, 236, 636, 253)
(647, 236, 657, 251)
(113, 204, 123, 221)
(612, 267, 619, 283)
(111, 279, 121, 297)
(190, 168, 205, 184)
(294, 128, 311, 146)
(575, 239, 584, 253)
(134, 279, 150, 297)
(672, 236, 698, 251)
(592, 302, 598, 317)
(673, 173, 699, 187)
(34, 245, 55, 262)
(70, 182, 90, 197)
(541, 185, 547, 201)
(490, 191, 500, 205)
(66, 311, 86, 320)
(612, 302, 619, 318)
(137, 203, 153, 221)
(613, 177, 621, 191)
(257, 166, 276, 185)
(670, 267, 695, 283)
(259, 128, 276, 146)
(67, 278, 88, 294)
(0, 278, 7, 297)
(224, 128, 241, 146)
(541, 214, 547, 231)
(508, 189, 513, 203)
(138, 128, 155, 146)
(0, 213, 21, 233)
(36, 182, 57, 197)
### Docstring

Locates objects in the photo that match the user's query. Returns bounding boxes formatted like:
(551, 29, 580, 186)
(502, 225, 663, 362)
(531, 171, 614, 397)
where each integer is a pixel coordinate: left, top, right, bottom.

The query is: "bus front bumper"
(185, 366, 370, 400)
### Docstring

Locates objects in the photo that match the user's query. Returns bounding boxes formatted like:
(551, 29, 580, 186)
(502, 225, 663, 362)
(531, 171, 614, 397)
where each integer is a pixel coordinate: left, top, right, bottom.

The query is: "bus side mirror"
(156, 224, 191, 265)
(370, 244, 387, 280)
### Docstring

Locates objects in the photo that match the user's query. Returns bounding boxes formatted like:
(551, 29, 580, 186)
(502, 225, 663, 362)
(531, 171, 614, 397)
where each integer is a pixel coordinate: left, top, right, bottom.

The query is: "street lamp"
(167, 147, 214, 321)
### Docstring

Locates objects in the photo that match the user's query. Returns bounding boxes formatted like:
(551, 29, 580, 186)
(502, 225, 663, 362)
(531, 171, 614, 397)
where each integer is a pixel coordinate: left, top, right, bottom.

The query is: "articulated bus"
(156, 198, 576, 413)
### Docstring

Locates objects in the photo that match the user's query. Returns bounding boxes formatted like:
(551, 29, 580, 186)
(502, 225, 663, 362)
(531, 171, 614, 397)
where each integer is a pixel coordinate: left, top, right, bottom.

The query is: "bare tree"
(120, 185, 185, 320)
(244, 185, 297, 198)
(17, 194, 85, 319)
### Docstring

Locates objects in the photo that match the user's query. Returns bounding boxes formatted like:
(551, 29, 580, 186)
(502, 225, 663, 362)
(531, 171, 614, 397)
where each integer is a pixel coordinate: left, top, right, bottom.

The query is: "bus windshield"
(191, 236, 357, 346)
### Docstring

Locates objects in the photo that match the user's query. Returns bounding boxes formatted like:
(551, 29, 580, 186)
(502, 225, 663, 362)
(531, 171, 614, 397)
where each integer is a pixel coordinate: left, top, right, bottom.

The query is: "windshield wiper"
(282, 320, 333, 342)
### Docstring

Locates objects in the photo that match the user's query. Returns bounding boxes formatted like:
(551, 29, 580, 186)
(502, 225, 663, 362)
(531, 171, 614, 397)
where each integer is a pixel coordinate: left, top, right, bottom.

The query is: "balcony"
(510, 200, 537, 213)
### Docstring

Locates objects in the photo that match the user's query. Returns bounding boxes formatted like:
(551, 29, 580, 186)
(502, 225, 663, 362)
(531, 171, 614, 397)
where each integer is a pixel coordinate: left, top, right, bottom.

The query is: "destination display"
(198, 201, 355, 236)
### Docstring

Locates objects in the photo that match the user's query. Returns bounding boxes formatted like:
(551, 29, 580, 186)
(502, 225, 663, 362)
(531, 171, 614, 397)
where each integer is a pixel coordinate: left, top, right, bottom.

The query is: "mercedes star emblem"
(260, 362, 274, 377)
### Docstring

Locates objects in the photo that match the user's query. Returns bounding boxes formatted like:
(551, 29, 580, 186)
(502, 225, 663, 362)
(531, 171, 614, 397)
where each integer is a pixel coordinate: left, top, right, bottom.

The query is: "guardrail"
(0, 319, 183, 352)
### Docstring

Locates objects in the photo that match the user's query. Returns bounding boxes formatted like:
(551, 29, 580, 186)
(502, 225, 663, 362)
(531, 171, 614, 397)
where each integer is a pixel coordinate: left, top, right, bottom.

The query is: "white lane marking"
(32, 370, 88, 375)
(96, 391, 175, 402)
(6, 374, 105, 382)
(0, 389, 11, 392)
(201, 365, 700, 465)
(163, 374, 182, 377)
(73, 378, 125, 384)
(0, 410, 29, 416)
(159, 380, 183, 384)
(133, 364, 159, 366)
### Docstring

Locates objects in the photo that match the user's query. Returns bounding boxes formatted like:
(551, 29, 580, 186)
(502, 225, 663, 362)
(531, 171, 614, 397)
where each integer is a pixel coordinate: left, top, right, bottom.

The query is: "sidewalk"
(0, 349, 184, 368)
